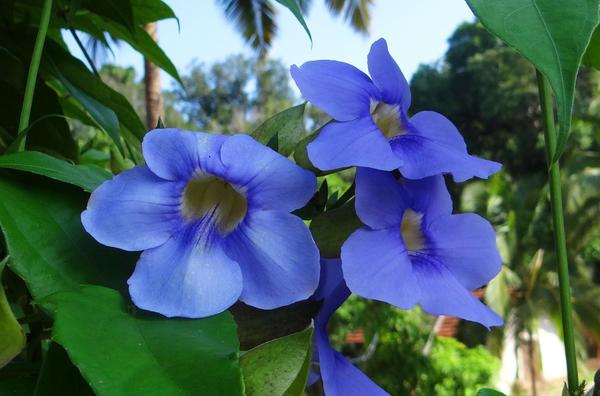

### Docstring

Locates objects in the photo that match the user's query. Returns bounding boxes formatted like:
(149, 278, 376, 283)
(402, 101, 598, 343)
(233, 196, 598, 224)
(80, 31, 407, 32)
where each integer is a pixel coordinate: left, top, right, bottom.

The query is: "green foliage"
(173, 55, 295, 132)
(0, 258, 25, 368)
(0, 151, 111, 192)
(427, 337, 501, 396)
(42, 285, 244, 396)
(330, 297, 499, 395)
(252, 103, 307, 156)
(309, 199, 362, 258)
(274, 0, 312, 44)
(0, 174, 134, 299)
(466, 0, 600, 162)
(241, 326, 313, 396)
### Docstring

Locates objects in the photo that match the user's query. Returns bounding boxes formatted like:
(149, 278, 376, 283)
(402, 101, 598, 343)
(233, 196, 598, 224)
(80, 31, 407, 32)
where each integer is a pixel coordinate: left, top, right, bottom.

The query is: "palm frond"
(216, 0, 277, 52)
(324, 0, 373, 33)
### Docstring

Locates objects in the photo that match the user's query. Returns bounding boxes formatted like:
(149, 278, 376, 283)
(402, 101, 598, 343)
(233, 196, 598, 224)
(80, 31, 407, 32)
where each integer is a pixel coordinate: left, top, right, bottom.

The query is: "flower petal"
(81, 165, 183, 251)
(425, 213, 502, 289)
(403, 175, 453, 226)
(413, 257, 503, 328)
(307, 117, 402, 171)
(313, 258, 345, 301)
(368, 38, 411, 111)
(128, 225, 242, 318)
(219, 134, 316, 212)
(355, 168, 406, 229)
(314, 263, 389, 396)
(142, 129, 227, 181)
(341, 227, 420, 309)
(392, 111, 501, 182)
(291, 61, 379, 121)
(225, 210, 320, 309)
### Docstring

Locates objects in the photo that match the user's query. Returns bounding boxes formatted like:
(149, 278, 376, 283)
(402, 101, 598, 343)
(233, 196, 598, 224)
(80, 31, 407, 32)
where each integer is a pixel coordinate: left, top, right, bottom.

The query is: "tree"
(216, 0, 374, 54)
(172, 54, 294, 132)
(143, 23, 164, 129)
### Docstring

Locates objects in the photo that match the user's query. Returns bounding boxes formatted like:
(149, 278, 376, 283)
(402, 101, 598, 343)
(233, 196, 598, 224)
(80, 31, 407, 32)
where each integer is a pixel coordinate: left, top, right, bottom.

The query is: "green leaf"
(274, 0, 312, 44)
(55, 70, 124, 154)
(251, 103, 306, 157)
(131, 0, 178, 25)
(466, 0, 600, 162)
(71, 14, 182, 85)
(241, 326, 313, 396)
(0, 361, 40, 395)
(81, 0, 136, 35)
(42, 38, 146, 140)
(0, 258, 26, 368)
(43, 285, 244, 396)
(583, 26, 600, 69)
(0, 151, 111, 192)
(476, 388, 506, 396)
(309, 199, 362, 258)
(0, 174, 134, 299)
(34, 343, 95, 396)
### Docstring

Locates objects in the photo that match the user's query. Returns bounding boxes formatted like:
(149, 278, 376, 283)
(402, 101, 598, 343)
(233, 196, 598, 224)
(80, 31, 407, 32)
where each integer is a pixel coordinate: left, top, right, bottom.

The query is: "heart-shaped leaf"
(43, 286, 244, 396)
(241, 325, 313, 396)
(0, 173, 134, 299)
(467, 0, 600, 162)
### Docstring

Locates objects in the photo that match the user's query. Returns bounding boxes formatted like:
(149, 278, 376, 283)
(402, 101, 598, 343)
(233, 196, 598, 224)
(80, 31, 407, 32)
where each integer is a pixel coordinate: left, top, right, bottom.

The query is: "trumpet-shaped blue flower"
(312, 259, 389, 396)
(291, 38, 501, 182)
(341, 168, 503, 327)
(82, 129, 320, 318)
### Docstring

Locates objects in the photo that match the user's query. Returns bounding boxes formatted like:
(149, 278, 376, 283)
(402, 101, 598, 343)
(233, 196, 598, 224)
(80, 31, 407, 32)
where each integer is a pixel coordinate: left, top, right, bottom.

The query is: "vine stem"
(17, 0, 53, 151)
(535, 70, 579, 393)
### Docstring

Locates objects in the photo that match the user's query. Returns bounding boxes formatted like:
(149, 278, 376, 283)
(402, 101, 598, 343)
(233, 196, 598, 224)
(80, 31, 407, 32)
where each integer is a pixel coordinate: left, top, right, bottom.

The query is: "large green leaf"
(43, 285, 244, 396)
(131, 0, 178, 24)
(71, 14, 182, 85)
(0, 151, 111, 192)
(251, 103, 306, 157)
(42, 38, 146, 140)
(241, 326, 313, 396)
(0, 258, 26, 368)
(274, 0, 312, 44)
(583, 26, 600, 69)
(34, 343, 95, 396)
(81, 0, 136, 35)
(309, 199, 362, 257)
(466, 0, 600, 162)
(0, 173, 134, 299)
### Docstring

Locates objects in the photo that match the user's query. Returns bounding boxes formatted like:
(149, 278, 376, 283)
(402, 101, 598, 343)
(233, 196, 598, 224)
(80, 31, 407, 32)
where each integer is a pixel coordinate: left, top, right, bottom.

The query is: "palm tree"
(143, 22, 164, 129)
(216, 0, 374, 54)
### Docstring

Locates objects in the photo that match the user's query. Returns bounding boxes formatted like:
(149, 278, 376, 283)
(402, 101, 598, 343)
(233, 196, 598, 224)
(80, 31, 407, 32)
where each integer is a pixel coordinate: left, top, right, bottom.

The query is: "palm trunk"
(144, 22, 163, 129)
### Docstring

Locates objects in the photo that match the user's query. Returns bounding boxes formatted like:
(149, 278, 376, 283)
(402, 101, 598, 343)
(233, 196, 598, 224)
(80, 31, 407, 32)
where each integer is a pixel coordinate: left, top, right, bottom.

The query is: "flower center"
(370, 100, 406, 138)
(400, 209, 425, 252)
(181, 175, 247, 234)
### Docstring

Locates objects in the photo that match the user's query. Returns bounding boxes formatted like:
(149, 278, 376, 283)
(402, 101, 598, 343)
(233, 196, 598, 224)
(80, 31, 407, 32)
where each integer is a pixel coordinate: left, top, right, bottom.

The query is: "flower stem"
(17, 0, 53, 151)
(535, 70, 579, 392)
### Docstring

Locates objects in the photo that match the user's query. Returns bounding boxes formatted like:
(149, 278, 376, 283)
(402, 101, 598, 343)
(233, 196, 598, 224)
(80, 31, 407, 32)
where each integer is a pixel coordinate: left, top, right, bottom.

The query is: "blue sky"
(65, 0, 475, 88)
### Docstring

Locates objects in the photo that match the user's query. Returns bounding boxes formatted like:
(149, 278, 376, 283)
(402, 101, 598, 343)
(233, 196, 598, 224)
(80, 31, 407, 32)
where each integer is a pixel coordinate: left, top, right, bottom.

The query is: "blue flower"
(291, 38, 501, 182)
(312, 259, 389, 396)
(341, 168, 503, 328)
(82, 129, 320, 318)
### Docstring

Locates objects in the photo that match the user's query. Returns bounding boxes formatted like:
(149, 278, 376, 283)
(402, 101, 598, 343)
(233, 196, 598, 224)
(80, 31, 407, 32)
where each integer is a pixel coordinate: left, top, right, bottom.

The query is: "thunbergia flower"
(291, 38, 501, 182)
(341, 168, 503, 327)
(312, 259, 389, 396)
(82, 129, 320, 318)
